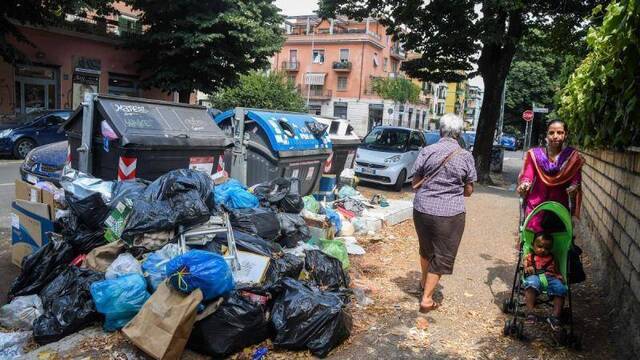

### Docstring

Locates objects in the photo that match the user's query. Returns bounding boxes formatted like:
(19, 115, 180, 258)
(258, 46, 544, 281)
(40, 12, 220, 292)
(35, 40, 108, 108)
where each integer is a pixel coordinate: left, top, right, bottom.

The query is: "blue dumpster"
(215, 109, 332, 195)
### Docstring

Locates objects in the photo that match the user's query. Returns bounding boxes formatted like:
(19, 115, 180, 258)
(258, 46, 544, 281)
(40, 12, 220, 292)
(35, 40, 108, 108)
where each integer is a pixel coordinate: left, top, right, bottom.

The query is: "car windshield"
(362, 128, 410, 152)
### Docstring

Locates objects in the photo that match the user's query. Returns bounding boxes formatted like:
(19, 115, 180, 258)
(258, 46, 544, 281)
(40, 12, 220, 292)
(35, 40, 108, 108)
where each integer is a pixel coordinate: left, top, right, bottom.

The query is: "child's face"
(533, 238, 552, 256)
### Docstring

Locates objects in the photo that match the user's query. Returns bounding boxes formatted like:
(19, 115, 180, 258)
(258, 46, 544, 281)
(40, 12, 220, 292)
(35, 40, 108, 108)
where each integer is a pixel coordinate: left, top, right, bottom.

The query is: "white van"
(354, 126, 425, 191)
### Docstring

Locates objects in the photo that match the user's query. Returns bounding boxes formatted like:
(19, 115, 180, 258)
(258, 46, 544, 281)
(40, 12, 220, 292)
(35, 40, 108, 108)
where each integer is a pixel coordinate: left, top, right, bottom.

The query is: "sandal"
(419, 301, 440, 313)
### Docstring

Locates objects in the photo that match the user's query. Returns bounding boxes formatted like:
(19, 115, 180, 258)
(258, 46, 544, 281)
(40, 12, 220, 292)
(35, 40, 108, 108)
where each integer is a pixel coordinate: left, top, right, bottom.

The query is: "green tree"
(558, 0, 640, 149)
(126, 0, 285, 102)
(319, 0, 604, 182)
(1, 0, 115, 63)
(371, 76, 421, 125)
(210, 71, 306, 112)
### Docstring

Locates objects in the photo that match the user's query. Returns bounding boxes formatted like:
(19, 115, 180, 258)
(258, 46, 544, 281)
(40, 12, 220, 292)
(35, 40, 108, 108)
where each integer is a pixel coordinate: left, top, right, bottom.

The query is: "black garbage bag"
(264, 253, 304, 289)
(280, 193, 304, 213)
(33, 266, 103, 344)
(67, 229, 106, 254)
(66, 192, 110, 230)
(143, 169, 215, 210)
(304, 250, 349, 289)
(110, 179, 148, 206)
(229, 208, 280, 241)
(9, 235, 76, 298)
(252, 178, 303, 213)
(305, 120, 329, 137)
(277, 213, 311, 248)
(271, 278, 352, 357)
(188, 292, 272, 358)
(199, 230, 281, 257)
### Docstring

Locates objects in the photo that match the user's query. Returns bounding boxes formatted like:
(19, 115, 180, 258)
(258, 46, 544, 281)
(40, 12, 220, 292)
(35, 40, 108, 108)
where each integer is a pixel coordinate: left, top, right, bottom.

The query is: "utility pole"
(496, 84, 506, 142)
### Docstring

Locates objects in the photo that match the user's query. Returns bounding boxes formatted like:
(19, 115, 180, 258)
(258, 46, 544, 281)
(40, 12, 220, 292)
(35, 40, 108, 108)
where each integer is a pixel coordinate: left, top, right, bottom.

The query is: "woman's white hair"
(439, 113, 464, 138)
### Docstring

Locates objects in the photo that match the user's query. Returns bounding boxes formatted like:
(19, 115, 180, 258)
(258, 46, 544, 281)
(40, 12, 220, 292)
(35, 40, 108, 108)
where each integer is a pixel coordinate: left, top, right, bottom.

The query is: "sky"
(273, 0, 484, 90)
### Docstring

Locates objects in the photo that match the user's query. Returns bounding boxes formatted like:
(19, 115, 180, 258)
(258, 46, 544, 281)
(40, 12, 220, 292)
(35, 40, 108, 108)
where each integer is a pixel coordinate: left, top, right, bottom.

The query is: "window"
(118, 15, 141, 35)
(415, 110, 420, 129)
(308, 105, 321, 115)
(312, 49, 325, 64)
(407, 108, 413, 127)
(14, 65, 59, 114)
(309, 84, 324, 96)
(339, 49, 349, 62)
(289, 49, 298, 62)
(288, 75, 296, 84)
(409, 131, 425, 150)
(108, 73, 139, 97)
(436, 103, 445, 115)
(391, 60, 398, 72)
(337, 76, 348, 91)
(383, 57, 388, 71)
(334, 102, 348, 119)
(373, 53, 379, 67)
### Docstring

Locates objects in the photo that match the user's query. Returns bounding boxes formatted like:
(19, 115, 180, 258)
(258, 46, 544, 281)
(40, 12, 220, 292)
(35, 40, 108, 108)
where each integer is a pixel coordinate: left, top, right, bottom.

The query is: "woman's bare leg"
(421, 272, 441, 309)
(420, 256, 430, 289)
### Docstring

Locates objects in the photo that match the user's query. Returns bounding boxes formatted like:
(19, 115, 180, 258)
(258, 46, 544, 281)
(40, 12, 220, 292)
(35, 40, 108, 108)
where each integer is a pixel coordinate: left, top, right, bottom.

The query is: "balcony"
(298, 86, 332, 100)
(390, 45, 406, 60)
(286, 29, 384, 48)
(332, 61, 352, 72)
(281, 61, 300, 71)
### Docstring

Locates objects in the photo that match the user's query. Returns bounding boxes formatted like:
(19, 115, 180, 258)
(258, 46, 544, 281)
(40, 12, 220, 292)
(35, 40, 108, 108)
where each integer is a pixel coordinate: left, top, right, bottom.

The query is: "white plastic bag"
(105, 253, 143, 280)
(0, 295, 43, 330)
(0, 331, 31, 358)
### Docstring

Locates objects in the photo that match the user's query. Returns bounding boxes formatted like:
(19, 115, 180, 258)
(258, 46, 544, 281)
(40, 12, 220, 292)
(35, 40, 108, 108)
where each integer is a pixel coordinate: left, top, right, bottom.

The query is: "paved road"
(0, 160, 21, 228)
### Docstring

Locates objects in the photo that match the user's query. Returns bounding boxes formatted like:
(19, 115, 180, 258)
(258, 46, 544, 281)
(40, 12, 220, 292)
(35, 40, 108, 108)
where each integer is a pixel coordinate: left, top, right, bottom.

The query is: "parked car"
(20, 140, 68, 185)
(355, 126, 425, 191)
(500, 134, 517, 151)
(424, 130, 469, 150)
(0, 110, 72, 158)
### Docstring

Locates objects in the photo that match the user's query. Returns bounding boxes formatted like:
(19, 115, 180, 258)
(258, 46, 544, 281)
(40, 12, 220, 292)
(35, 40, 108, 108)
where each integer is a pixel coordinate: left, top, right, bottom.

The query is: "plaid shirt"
(412, 137, 477, 216)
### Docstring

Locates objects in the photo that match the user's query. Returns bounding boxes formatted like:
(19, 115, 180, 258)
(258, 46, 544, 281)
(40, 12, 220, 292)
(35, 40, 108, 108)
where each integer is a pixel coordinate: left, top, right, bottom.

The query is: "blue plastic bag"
(90, 274, 150, 331)
(166, 250, 234, 301)
(215, 179, 259, 209)
(325, 208, 342, 234)
(141, 244, 181, 291)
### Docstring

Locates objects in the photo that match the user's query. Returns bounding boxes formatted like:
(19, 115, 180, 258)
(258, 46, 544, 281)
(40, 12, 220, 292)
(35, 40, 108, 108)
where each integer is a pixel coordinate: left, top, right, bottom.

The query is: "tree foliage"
(210, 71, 306, 112)
(126, 0, 285, 102)
(558, 0, 640, 149)
(319, 0, 604, 182)
(371, 77, 421, 105)
(1, 0, 115, 63)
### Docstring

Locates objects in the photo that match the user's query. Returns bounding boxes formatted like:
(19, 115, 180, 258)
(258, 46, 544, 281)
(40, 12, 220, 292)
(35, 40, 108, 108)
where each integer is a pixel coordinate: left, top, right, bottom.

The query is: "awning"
(304, 72, 326, 85)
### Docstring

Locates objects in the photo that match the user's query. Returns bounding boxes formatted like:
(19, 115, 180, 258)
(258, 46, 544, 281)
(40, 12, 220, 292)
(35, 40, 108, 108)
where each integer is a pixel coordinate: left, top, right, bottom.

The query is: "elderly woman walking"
(411, 114, 477, 313)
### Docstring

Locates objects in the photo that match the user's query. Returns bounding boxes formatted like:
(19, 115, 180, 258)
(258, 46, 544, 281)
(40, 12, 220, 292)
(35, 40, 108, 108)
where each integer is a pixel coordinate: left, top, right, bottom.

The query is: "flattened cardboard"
(11, 200, 54, 267)
(15, 179, 42, 203)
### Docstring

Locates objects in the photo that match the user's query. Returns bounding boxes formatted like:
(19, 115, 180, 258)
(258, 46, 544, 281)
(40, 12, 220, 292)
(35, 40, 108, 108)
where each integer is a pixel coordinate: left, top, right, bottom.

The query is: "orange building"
(272, 16, 431, 136)
(0, 2, 173, 121)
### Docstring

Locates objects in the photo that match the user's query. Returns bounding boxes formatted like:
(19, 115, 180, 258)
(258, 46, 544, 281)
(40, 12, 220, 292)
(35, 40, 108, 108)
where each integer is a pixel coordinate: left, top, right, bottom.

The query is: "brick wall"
(579, 148, 640, 357)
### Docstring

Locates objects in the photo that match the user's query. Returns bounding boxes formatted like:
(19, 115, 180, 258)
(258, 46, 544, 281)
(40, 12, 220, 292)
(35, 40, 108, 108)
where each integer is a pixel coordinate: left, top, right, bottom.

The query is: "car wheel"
(14, 138, 36, 159)
(393, 169, 407, 192)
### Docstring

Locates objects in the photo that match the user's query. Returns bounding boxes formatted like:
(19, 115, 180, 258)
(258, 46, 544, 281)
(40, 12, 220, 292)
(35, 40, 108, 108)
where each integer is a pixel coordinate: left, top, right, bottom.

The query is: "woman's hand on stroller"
(525, 266, 535, 275)
(566, 183, 580, 196)
(517, 181, 531, 195)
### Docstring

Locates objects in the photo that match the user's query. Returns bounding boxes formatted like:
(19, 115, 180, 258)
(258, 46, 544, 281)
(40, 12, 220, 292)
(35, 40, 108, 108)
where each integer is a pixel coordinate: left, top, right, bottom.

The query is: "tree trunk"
(178, 89, 192, 103)
(473, 72, 506, 183)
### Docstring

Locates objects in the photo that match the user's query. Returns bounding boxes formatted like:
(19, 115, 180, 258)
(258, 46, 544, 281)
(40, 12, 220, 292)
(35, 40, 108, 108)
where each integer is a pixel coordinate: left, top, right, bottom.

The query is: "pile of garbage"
(1, 170, 364, 359)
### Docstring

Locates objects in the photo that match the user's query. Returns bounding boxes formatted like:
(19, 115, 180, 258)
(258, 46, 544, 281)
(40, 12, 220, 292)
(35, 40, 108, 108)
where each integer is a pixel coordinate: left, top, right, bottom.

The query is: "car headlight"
(384, 155, 401, 163)
(0, 129, 12, 138)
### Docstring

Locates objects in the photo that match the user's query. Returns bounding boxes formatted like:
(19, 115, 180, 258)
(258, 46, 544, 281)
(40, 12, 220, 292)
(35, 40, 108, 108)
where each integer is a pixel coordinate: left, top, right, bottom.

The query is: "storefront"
(14, 64, 60, 114)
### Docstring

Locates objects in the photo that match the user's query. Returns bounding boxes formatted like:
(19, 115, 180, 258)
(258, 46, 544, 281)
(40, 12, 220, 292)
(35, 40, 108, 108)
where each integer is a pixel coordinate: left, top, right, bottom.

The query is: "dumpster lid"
(65, 95, 232, 148)
(313, 116, 360, 144)
(215, 109, 332, 152)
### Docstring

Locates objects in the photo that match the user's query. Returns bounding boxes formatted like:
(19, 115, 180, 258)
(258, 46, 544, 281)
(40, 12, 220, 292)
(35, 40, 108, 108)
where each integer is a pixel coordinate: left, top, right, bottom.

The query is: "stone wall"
(579, 148, 640, 358)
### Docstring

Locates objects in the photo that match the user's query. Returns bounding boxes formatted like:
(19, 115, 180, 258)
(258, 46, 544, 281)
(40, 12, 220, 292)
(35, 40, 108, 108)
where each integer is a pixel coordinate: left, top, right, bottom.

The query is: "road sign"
(533, 106, 549, 113)
(522, 110, 534, 122)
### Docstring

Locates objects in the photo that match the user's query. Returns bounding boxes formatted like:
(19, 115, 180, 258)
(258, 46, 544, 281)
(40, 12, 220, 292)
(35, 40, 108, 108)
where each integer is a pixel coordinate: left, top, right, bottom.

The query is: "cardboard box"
(15, 179, 43, 203)
(11, 200, 54, 267)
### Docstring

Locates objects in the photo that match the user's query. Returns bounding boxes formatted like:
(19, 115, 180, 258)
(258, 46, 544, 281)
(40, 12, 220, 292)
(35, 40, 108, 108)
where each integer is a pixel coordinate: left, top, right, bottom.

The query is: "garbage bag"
(188, 292, 271, 358)
(105, 253, 143, 280)
(66, 192, 110, 230)
(251, 178, 303, 213)
(215, 179, 259, 209)
(271, 278, 352, 357)
(325, 208, 342, 234)
(110, 179, 148, 206)
(84, 241, 126, 272)
(264, 253, 304, 289)
(319, 239, 350, 270)
(303, 195, 321, 213)
(0, 295, 43, 330)
(204, 230, 281, 258)
(337, 185, 359, 199)
(229, 207, 280, 241)
(304, 250, 349, 289)
(277, 213, 311, 248)
(0, 331, 32, 358)
(9, 235, 76, 298)
(33, 266, 104, 344)
(68, 228, 106, 254)
(305, 120, 329, 137)
(166, 250, 234, 301)
(90, 274, 150, 332)
(143, 169, 215, 210)
(142, 243, 181, 291)
(60, 169, 114, 203)
(280, 193, 304, 213)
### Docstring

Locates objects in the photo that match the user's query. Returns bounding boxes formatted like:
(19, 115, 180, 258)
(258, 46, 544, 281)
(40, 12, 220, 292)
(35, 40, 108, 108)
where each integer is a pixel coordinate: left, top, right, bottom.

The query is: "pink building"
(272, 15, 431, 135)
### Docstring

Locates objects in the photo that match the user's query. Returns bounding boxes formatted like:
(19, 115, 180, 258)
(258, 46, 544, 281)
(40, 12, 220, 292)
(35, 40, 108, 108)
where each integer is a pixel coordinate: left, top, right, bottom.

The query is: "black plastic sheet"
(303, 250, 349, 290)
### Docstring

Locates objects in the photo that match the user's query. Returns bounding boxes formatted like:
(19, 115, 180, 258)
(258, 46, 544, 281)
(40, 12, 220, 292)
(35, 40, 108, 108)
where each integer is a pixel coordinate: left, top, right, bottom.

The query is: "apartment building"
(272, 15, 431, 136)
(444, 81, 467, 118)
(0, 2, 173, 119)
(465, 85, 483, 130)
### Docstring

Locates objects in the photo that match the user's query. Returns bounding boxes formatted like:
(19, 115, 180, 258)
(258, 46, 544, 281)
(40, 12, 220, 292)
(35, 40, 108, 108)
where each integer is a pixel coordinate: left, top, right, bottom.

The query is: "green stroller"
(501, 199, 581, 349)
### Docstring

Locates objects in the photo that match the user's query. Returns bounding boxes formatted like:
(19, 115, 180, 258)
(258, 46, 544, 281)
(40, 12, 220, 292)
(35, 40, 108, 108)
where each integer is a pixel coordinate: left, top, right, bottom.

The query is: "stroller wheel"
(567, 333, 582, 350)
(501, 299, 514, 314)
(516, 321, 525, 340)
(503, 319, 513, 336)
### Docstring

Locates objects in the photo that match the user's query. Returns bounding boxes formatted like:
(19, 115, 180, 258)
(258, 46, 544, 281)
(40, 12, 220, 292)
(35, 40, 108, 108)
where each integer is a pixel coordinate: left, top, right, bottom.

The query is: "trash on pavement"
(188, 292, 272, 358)
(33, 266, 104, 344)
(277, 213, 311, 248)
(132, 230, 174, 251)
(319, 239, 350, 270)
(304, 250, 349, 289)
(215, 178, 259, 209)
(0, 294, 43, 330)
(232, 251, 271, 287)
(104, 198, 134, 243)
(271, 278, 352, 358)
(166, 250, 234, 301)
(84, 241, 126, 272)
(303, 195, 321, 213)
(0, 331, 32, 358)
(263, 253, 304, 289)
(229, 207, 280, 241)
(337, 185, 359, 199)
(142, 243, 181, 291)
(325, 208, 342, 235)
(339, 236, 366, 255)
(123, 282, 203, 360)
(90, 273, 150, 331)
(105, 253, 143, 280)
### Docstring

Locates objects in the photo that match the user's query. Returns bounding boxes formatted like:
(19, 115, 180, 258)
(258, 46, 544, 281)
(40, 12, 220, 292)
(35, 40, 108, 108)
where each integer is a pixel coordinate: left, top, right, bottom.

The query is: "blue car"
(424, 130, 470, 150)
(500, 134, 517, 151)
(19, 141, 68, 185)
(0, 110, 72, 158)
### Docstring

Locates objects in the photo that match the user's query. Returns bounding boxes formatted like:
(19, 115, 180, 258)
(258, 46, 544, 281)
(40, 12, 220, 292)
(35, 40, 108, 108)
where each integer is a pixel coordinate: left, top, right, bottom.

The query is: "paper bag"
(84, 241, 126, 272)
(122, 282, 203, 360)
